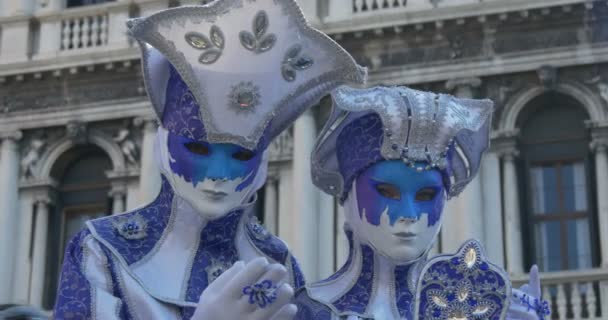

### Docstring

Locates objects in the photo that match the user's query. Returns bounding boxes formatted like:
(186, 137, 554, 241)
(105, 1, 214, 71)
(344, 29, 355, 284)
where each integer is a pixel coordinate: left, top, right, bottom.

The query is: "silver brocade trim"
(130, 0, 365, 150)
(314, 85, 491, 198)
(130, 197, 178, 269)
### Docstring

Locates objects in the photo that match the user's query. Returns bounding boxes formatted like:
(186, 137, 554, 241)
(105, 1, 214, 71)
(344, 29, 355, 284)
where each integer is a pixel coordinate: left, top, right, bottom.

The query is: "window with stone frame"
(44, 146, 112, 309)
(518, 92, 600, 273)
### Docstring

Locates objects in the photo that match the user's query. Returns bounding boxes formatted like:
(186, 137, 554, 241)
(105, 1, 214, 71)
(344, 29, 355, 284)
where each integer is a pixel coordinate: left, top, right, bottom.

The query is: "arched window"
(66, 0, 114, 8)
(518, 92, 599, 272)
(44, 146, 112, 309)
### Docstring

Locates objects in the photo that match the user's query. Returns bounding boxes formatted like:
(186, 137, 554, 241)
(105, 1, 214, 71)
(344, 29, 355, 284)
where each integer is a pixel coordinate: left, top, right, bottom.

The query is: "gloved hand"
(506, 265, 551, 320)
(191, 257, 297, 320)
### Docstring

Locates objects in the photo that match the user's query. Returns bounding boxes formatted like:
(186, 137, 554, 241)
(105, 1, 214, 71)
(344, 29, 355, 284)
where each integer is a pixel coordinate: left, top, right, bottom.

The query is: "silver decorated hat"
(127, 0, 366, 150)
(312, 85, 493, 201)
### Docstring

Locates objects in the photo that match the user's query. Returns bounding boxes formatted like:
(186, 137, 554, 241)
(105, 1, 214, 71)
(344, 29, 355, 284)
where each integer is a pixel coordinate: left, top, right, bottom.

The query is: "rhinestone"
(416, 167, 423, 172)
(464, 247, 477, 268)
(237, 91, 255, 107)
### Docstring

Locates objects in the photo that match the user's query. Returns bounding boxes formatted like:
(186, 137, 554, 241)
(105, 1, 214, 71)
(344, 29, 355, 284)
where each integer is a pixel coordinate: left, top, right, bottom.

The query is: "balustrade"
(60, 13, 108, 51)
(33, 1, 130, 60)
(511, 268, 608, 320)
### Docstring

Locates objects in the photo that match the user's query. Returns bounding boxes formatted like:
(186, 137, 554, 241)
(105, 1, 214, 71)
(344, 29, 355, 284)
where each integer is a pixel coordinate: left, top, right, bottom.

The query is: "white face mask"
(154, 128, 268, 219)
(344, 180, 444, 264)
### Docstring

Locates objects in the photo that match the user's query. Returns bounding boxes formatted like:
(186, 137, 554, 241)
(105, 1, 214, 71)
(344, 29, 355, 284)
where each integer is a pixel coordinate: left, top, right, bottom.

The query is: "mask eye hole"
(232, 149, 256, 161)
(184, 142, 210, 155)
(415, 187, 438, 201)
(375, 183, 401, 200)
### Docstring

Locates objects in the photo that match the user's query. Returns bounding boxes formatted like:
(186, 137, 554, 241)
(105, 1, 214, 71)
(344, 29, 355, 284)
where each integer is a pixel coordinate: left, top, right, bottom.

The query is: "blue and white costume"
(295, 86, 549, 320)
(52, 1, 365, 318)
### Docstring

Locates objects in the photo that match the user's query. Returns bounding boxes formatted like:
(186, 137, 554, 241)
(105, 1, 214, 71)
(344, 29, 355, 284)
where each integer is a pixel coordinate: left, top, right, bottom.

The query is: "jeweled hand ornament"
(192, 258, 297, 320)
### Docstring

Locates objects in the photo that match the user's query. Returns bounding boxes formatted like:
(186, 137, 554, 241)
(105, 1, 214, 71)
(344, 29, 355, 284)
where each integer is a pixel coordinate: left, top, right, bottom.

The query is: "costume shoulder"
(86, 178, 174, 265)
(245, 216, 305, 289)
(245, 217, 290, 263)
(293, 288, 333, 320)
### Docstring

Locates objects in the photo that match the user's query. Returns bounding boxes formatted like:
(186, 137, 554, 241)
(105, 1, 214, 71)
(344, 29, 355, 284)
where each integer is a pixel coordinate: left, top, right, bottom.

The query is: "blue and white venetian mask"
(313, 86, 493, 263)
(129, 0, 366, 217)
(345, 160, 446, 262)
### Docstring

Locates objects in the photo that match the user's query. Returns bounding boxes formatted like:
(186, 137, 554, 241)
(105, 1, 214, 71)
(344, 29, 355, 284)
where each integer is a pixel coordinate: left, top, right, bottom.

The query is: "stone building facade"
(0, 0, 607, 318)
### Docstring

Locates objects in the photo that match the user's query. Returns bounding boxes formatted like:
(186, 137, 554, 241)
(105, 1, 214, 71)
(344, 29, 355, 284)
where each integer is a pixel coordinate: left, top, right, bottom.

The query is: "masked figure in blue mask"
(295, 86, 551, 319)
(52, 1, 366, 319)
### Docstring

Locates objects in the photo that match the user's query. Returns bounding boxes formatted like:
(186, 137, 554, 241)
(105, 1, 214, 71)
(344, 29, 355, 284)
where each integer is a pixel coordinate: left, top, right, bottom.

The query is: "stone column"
(496, 132, 524, 274)
(0, 131, 22, 302)
(12, 188, 35, 303)
(263, 177, 278, 235)
(292, 110, 319, 280)
(277, 166, 293, 245)
(318, 193, 335, 279)
(590, 135, 608, 267)
(110, 186, 127, 215)
(442, 78, 484, 252)
(29, 197, 51, 307)
(136, 117, 161, 205)
(481, 150, 505, 267)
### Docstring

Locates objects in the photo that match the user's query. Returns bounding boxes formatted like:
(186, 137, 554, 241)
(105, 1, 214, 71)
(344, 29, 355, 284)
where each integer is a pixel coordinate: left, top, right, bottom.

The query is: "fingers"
(251, 283, 294, 320)
(269, 303, 298, 320)
(529, 264, 541, 297)
(206, 261, 245, 293)
(256, 264, 288, 287)
(225, 257, 270, 299)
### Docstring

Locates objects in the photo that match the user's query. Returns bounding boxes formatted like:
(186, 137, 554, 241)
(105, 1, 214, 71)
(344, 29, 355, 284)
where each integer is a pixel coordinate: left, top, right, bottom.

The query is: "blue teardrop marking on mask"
(167, 132, 262, 191)
(355, 160, 445, 227)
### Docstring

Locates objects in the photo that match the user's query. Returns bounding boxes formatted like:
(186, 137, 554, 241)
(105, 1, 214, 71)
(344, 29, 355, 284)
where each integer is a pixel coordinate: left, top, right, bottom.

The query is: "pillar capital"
(588, 123, 608, 153)
(445, 77, 482, 92)
(491, 129, 520, 160)
(108, 182, 128, 197)
(0, 130, 23, 142)
(34, 196, 51, 208)
(134, 116, 158, 132)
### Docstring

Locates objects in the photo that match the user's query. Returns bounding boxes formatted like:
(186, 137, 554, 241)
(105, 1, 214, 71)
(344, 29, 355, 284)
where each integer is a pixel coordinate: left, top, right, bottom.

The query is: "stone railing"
(511, 268, 608, 320)
(59, 11, 109, 52)
(323, 0, 590, 33)
(34, 2, 131, 60)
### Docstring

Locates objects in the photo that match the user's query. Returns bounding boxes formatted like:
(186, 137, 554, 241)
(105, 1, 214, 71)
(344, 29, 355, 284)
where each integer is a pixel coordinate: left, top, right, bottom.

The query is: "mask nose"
(391, 198, 420, 225)
(396, 216, 419, 224)
(205, 154, 231, 181)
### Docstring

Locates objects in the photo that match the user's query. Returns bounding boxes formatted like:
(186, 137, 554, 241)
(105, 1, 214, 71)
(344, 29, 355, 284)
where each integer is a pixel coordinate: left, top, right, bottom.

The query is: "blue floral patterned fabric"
(331, 245, 375, 314)
(293, 289, 333, 320)
(416, 241, 509, 320)
(163, 67, 207, 141)
(394, 264, 415, 319)
(336, 113, 384, 203)
(53, 229, 95, 319)
(88, 176, 174, 265)
(101, 245, 133, 319)
(245, 218, 290, 264)
(185, 210, 242, 302)
(291, 255, 306, 290)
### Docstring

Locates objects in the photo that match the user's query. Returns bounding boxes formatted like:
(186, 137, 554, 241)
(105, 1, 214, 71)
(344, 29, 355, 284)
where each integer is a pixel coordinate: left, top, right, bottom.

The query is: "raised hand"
(192, 257, 297, 320)
(506, 265, 551, 320)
